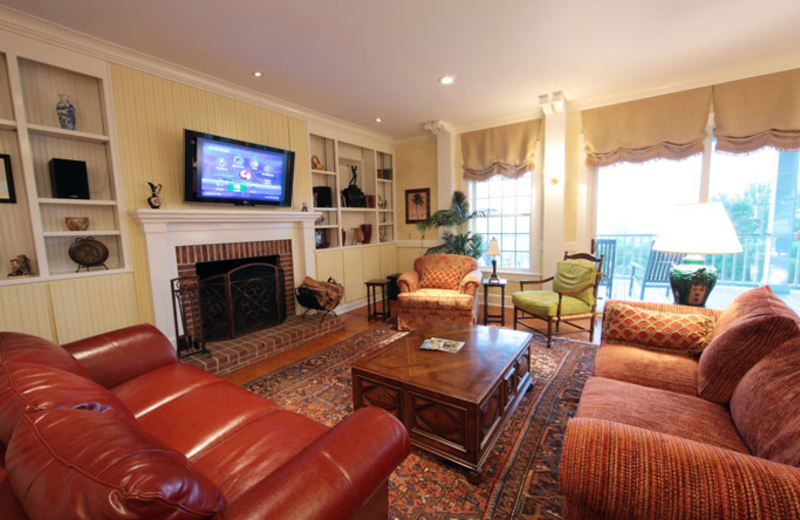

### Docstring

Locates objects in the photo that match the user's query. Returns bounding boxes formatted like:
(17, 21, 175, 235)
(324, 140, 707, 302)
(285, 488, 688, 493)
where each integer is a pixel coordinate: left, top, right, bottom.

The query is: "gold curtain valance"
(713, 68, 800, 154)
(461, 119, 541, 181)
(582, 87, 712, 167)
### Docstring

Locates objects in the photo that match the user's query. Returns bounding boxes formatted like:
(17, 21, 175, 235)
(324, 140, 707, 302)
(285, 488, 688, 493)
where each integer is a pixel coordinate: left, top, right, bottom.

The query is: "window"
(708, 142, 800, 291)
(590, 131, 800, 314)
(471, 172, 532, 270)
(597, 156, 703, 236)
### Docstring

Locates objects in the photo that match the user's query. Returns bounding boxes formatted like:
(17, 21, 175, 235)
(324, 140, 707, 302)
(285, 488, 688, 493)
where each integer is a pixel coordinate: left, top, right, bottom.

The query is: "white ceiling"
(4, 0, 800, 140)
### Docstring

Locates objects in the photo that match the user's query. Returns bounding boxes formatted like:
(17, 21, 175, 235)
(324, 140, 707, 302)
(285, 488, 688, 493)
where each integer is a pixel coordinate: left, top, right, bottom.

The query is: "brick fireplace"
(131, 209, 322, 344)
(131, 209, 344, 375)
(175, 239, 296, 319)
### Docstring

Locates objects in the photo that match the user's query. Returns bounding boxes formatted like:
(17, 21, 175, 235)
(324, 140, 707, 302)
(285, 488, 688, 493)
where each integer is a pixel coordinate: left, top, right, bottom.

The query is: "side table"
(365, 279, 391, 321)
(483, 278, 507, 326)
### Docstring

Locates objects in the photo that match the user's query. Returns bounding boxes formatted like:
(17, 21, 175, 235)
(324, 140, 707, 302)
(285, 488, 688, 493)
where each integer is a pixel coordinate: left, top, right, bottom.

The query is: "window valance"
(713, 68, 800, 154)
(582, 87, 712, 167)
(461, 119, 541, 181)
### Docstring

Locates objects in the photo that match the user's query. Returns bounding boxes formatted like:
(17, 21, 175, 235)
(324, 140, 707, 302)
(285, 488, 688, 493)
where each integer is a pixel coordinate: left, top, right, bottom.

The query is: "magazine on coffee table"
(420, 337, 466, 353)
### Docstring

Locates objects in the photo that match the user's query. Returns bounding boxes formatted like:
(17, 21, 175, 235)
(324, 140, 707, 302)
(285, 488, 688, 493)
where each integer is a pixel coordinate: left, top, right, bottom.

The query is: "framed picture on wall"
(405, 188, 430, 224)
(0, 154, 15, 204)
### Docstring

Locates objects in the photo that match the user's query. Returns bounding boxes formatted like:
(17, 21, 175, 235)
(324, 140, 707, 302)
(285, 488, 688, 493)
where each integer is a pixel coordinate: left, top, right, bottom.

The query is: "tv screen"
(184, 129, 295, 207)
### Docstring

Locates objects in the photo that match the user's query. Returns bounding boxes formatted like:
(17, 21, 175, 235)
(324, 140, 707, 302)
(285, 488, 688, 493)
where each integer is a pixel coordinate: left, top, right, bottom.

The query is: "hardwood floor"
(221, 301, 601, 386)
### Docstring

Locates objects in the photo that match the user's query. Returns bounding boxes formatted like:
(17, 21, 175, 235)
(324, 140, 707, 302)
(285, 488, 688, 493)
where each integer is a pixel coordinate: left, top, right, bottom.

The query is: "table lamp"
(653, 202, 742, 307)
(487, 238, 501, 282)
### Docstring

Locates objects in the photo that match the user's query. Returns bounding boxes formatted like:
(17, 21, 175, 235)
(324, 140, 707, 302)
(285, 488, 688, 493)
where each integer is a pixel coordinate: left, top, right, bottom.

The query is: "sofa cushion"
(133, 380, 281, 459)
(6, 408, 226, 519)
(0, 332, 88, 378)
(419, 267, 461, 290)
(730, 337, 800, 466)
(577, 377, 749, 453)
(698, 285, 800, 404)
(601, 303, 716, 355)
(193, 409, 329, 502)
(398, 289, 475, 310)
(512, 291, 590, 317)
(112, 364, 221, 418)
(593, 343, 698, 395)
(0, 362, 135, 445)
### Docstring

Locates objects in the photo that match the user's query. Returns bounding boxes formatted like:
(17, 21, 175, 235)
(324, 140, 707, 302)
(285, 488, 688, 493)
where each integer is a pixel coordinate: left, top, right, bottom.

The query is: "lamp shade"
(653, 202, 743, 255)
(487, 238, 501, 257)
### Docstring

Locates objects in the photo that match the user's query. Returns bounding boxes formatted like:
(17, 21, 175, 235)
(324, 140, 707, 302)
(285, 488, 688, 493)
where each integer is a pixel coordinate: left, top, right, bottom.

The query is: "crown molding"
(0, 6, 394, 148)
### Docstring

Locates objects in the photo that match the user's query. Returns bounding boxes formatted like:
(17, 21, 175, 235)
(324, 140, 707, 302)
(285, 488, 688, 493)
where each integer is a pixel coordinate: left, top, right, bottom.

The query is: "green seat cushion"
(512, 291, 591, 317)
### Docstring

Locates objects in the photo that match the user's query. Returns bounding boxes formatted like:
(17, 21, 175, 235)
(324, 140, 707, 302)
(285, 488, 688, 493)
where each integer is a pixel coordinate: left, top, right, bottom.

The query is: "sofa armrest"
(397, 270, 419, 293)
(560, 418, 800, 519)
(460, 269, 482, 295)
(219, 407, 411, 520)
(62, 324, 178, 388)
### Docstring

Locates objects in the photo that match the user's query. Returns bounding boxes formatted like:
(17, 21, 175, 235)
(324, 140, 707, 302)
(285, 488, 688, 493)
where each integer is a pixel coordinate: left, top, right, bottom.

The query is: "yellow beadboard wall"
(111, 64, 312, 324)
(0, 273, 138, 343)
(395, 139, 437, 241)
(0, 53, 13, 119)
(0, 128, 37, 280)
(0, 282, 53, 340)
(314, 244, 398, 303)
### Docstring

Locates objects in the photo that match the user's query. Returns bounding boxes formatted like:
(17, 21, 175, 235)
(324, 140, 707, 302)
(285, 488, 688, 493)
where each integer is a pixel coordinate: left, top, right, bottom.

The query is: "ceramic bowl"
(65, 217, 90, 231)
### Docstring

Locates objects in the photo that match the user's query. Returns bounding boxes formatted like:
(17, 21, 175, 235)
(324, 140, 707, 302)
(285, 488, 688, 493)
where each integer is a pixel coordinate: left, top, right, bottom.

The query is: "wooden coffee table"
(351, 322, 533, 483)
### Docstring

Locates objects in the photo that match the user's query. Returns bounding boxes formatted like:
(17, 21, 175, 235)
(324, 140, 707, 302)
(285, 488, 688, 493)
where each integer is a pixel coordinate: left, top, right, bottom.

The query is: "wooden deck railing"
(597, 233, 800, 288)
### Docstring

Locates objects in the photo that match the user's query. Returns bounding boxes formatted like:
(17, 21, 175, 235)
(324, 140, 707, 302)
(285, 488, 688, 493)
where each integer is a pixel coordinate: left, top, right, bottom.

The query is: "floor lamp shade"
(653, 202, 742, 307)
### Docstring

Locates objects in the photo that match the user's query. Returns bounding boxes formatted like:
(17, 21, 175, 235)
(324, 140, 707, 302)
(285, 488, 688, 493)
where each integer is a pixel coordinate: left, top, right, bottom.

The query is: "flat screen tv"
(184, 129, 295, 207)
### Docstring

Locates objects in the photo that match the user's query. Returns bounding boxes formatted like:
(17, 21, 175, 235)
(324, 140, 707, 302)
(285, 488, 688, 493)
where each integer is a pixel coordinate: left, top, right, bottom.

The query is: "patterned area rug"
(244, 324, 597, 519)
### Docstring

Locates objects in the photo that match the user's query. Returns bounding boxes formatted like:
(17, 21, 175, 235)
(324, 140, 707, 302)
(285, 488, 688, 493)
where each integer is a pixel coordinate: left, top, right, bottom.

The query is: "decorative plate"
(69, 237, 109, 269)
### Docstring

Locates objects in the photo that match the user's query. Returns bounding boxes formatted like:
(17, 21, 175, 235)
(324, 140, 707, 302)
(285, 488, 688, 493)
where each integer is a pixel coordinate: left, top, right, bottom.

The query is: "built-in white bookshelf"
(0, 38, 129, 285)
(308, 132, 395, 251)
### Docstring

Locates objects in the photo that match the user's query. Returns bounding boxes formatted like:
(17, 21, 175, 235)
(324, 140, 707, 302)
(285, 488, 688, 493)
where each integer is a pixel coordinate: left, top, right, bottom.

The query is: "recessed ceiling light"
(253, 71, 263, 78)
(375, 117, 382, 123)
(438, 75, 455, 85)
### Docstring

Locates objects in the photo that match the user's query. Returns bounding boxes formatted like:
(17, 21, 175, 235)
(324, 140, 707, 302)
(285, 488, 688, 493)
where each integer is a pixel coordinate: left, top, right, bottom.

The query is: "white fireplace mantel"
(130, 208, 319, 343)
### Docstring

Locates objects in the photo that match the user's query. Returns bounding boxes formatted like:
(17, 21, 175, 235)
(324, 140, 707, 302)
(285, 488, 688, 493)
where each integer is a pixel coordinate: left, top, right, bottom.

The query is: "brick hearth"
(181, 314, 344, 376)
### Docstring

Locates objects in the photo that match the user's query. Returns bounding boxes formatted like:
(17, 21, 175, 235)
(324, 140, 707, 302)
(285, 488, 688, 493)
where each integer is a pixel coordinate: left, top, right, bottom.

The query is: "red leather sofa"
(0, 324, 411, 519)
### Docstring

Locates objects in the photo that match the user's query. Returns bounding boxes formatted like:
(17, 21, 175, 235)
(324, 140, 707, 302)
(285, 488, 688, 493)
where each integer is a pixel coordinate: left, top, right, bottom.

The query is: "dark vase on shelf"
(360, 224, 372, 244)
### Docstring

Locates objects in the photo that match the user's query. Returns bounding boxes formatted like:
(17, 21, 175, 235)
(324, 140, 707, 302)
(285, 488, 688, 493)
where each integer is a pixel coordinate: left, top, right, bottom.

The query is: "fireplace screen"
(201, 262, 286, 341)
(173, 261, 287, 351)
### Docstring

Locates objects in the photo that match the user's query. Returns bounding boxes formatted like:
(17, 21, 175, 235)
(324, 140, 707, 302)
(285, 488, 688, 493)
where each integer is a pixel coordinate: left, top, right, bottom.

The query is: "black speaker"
(313, 186, 332, 208)
(49, 158, 89, 200)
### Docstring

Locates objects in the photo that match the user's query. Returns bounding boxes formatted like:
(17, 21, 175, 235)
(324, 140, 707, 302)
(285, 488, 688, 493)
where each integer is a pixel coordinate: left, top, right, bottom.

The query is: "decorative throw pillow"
(6, 409, 226, 519)
(602, 303, 716, 355)
(419, 267, 461, 290)
(730, 336, 800, 466)
(0, 362, 136, 445)
(698, 285, 800, 404)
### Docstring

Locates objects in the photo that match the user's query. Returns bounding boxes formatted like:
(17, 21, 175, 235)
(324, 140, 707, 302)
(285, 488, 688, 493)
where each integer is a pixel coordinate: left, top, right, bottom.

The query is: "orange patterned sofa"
(560, 285, 800, 519)
(396, 254, 481, 330)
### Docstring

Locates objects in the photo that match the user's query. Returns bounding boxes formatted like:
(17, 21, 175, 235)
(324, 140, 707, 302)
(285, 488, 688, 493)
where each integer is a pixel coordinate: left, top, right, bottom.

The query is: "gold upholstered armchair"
(512, 252, 604, 347)
(396, 254, 482, 330)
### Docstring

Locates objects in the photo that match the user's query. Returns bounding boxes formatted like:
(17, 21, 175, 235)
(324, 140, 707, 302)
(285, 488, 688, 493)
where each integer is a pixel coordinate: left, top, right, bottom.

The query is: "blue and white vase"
(56, 94, 76, 130)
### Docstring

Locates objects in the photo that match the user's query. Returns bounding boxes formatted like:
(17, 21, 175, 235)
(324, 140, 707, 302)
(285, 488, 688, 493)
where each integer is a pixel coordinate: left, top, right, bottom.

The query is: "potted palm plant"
(416, 191, 486, 259)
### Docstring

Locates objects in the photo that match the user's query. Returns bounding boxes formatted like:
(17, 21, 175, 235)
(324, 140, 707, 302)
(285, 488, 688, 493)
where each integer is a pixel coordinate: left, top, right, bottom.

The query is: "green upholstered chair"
(512, 252, 604, 347)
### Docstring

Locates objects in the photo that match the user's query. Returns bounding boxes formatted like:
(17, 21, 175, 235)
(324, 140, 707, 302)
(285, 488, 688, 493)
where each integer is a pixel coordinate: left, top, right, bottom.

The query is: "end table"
(365, 279, 391, 321)
(483, 278, 507, 326)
